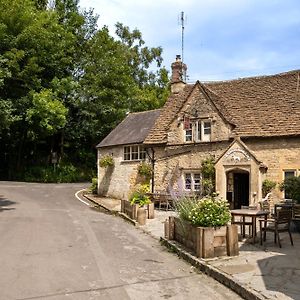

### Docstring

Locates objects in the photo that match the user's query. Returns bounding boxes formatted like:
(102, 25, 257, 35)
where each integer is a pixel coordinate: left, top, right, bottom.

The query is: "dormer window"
(184, 120, 212, 142)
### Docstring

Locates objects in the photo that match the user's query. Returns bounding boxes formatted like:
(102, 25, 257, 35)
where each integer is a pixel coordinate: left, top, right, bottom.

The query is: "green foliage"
(262, 179, 277, 197)
(99, 155, 114, 168)
(174, 196, 199, 222)
(22, 163, 95, 183)
(0, 0, 169, 181)
(201, 156, 216, 196)
(279, 176, 300, 203)
(176, 196, 231, 227)
(89, 177, 98, 194)
(137, 162, 152, 180)
(188, 197, 231, 227)
(129, 184, 151, 207)
(26, 89, 68, 137)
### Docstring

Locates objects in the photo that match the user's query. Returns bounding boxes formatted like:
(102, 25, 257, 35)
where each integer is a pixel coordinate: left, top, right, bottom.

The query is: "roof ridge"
(204, 69, 300, 85)
(198, 82, 236, 126)
(128, 108, 162, 115)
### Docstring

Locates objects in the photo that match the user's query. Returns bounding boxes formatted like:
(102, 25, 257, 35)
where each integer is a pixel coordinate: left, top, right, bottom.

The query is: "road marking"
(75, 189, 90, 206)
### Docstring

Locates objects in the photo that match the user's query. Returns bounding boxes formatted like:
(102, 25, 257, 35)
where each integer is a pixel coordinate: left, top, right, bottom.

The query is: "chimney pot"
(171, 55, 187, 93)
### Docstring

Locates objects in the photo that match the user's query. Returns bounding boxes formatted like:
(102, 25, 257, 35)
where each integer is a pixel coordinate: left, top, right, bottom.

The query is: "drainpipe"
(146, 147, 155, 193)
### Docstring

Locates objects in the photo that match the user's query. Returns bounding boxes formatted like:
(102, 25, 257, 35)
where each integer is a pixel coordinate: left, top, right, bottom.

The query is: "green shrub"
(129, 184, 151, 207)
(174, 196, 199, 221)
(176, 195, 231, 227)
(201, 156, 216, 196)
(23, 163, 95, 183)
(189, 197, 231, 227)
(279, 176, 300, 203)
(262, 179, 277, 197)
(99, 155, 114, 168)
(90, 178, 98, 194)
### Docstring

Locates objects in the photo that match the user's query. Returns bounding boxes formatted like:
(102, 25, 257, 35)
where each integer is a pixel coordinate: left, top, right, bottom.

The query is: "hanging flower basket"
(137, 162, 152, 180)
(99, 155, 114, 168)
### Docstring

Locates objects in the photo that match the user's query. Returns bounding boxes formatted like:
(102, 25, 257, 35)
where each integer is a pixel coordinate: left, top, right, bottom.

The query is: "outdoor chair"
(259, 208, 293, 248)
(234, 206, 253, 237)
(293, 204, 300, 220)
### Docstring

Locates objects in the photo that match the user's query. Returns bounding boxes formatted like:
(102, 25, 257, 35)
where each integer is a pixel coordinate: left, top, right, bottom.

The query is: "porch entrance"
(227, 170, 249, 209)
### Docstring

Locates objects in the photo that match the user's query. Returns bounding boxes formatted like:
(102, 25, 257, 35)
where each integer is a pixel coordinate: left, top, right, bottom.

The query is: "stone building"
(97, 56, 300, 208)
(96, 109, 161, 200)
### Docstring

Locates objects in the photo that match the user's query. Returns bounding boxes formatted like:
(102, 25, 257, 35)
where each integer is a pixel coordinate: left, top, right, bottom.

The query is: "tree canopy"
(0, 0, 169, 180)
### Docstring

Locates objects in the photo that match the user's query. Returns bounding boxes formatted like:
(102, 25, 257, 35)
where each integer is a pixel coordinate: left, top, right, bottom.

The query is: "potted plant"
(280, 176, 300, 232)
(279, 176, 300, 203)
(120, 184, 154, 225)
(99, 155, 114, 168)
(167, 195, 238, 258)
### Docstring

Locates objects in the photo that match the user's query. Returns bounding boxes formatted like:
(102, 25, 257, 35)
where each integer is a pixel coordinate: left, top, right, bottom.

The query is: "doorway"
(227, 170, 249, 209)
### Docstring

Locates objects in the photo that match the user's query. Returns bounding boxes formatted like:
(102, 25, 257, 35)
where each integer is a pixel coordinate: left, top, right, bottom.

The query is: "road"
(0, 182, 242, 300)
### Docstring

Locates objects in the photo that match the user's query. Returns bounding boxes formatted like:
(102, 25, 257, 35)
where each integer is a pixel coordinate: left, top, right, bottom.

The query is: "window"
(185, 120, 212, 143)
(203, 122, 211, 141)
(123, 145, 146, 161)
(124, 146, 131, 161)
(184, 122, 193, 142)
(196, 120, 211, 142)
(184, 172, 201, 192)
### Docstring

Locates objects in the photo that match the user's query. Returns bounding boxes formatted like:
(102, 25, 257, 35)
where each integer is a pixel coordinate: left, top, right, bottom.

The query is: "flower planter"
(165, 216, 239, 258)
(121, 200, 155, 222)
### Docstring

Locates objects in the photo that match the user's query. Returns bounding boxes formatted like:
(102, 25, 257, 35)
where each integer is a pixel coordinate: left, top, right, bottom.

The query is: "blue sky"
(79, 0, 300, 82)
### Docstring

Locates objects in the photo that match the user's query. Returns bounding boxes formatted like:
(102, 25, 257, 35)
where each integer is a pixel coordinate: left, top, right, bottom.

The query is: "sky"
(79, 0, 300, 82)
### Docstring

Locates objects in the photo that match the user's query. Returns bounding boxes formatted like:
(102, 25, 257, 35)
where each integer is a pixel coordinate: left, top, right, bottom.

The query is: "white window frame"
(195, 120, 211, 142)
(184, 172, 201, 192)
(184, 122, 193, 142)
(123, 145, 146, 161)
(184, 120, 212, 143)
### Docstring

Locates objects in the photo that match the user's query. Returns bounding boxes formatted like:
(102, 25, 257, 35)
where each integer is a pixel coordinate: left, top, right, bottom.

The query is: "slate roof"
(144, 70, 300, 144)
(97, 109, 162, 148)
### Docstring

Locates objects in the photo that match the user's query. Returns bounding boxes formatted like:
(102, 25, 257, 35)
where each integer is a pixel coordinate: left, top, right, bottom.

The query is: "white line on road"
(75, 189, 90, 206)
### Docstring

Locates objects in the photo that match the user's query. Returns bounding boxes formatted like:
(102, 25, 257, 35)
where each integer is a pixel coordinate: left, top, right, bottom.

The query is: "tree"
(0, 0, 169, 180)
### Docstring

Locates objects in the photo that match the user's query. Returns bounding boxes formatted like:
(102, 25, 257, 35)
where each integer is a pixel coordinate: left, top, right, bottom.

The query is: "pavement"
(83, 192, 300, 300)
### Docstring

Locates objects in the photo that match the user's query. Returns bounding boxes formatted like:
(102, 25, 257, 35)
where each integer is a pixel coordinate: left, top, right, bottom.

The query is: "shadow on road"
(0, 195, 16, 211)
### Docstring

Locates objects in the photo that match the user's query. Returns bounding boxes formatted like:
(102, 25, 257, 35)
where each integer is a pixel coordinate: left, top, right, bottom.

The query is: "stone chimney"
(171, 55, 187, 93)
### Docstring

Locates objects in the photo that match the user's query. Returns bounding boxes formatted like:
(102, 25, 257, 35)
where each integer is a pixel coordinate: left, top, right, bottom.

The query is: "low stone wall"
(165, 216, 239, 258)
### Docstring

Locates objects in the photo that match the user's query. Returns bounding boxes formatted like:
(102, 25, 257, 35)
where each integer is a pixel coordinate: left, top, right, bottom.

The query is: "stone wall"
(153, 136, 300, 203)
(153, 141, 230, 193)
(167, 87, 232, 145)
(245, 136, 300, 199)
(97, 146, 142, 200)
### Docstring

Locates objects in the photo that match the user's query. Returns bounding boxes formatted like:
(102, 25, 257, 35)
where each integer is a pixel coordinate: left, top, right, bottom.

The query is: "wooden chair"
(259, 209, 293, 248)
(293, 204, 300, 220)
(232, 206, 253, 237)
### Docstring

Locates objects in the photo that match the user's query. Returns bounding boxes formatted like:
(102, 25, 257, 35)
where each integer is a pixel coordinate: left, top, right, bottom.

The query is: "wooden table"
(231, 209, 269, 243)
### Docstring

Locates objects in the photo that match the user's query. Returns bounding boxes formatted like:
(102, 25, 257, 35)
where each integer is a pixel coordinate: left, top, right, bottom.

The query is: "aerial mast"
(180, 11, 187, 81)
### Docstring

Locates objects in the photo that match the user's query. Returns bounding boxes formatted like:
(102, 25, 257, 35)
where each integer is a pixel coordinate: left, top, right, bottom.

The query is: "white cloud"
(79, 0, 300, 81)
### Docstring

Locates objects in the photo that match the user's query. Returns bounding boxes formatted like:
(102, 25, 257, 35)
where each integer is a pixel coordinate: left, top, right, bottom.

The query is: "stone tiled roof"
(144, 85, 195, 144)
(97, 109, 161, 148)
(144, 70, 300, 144)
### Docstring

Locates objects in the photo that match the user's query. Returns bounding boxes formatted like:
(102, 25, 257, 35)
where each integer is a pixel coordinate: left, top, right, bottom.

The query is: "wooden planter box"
(165, 216, 239, 258)
(121, 200, 154, 220)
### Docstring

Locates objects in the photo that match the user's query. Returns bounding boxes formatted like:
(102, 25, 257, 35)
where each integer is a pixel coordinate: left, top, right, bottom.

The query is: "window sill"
(121, 159, 145, 164)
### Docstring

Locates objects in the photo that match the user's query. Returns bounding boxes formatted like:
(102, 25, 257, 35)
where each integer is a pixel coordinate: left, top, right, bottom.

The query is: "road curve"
(0, 182, 241, 300)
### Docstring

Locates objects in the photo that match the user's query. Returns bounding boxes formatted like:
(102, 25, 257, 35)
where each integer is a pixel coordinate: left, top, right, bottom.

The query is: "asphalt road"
(0, 182, 242, 300)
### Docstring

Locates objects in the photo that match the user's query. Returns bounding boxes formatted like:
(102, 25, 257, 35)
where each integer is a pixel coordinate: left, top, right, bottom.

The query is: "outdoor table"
(147, 192, 173, 210)
(231, 209, 269, 243)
